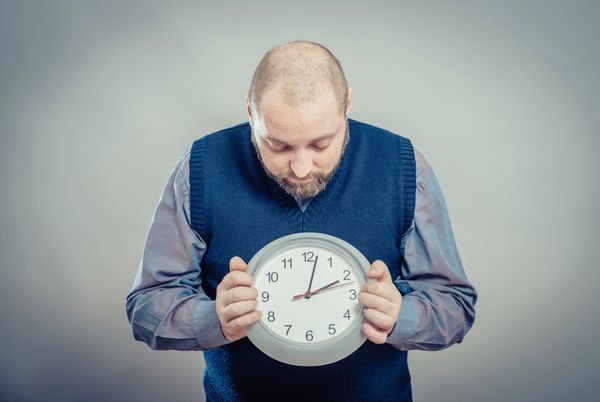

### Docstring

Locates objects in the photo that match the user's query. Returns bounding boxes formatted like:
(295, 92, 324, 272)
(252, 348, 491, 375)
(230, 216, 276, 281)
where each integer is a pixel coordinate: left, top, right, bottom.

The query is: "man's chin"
(285, 177, 313, 186)
(280, 179, 322, 198)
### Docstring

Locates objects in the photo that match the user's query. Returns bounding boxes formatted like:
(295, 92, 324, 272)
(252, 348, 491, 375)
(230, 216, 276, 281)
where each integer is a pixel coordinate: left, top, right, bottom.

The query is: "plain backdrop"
(1, 1, 599, 401)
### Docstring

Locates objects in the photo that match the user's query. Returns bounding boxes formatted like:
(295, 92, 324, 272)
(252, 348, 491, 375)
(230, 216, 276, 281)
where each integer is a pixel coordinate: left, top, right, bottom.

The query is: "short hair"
(248, 40, 349, 115)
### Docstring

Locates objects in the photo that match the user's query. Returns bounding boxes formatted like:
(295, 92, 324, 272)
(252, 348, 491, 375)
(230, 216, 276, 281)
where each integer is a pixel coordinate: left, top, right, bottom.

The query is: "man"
(126, 40, 477, 402)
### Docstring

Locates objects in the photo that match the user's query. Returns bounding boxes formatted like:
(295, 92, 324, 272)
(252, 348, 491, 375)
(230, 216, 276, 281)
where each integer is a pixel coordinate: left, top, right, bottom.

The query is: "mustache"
(281, 171, 326, 181)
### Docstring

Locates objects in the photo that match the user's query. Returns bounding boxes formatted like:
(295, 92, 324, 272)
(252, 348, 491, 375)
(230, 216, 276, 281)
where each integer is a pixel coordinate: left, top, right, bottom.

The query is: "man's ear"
(345, 87, 353, 118)
(245, 95, 253, 124)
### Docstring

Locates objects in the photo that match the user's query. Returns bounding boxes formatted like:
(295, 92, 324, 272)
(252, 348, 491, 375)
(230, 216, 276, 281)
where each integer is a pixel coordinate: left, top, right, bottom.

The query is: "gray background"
(1, 1, 598, 401)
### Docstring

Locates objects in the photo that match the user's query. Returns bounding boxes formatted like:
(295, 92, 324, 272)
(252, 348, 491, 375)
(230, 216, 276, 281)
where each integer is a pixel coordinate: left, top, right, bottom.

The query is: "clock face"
(255, 245, 362, 343)
(246, 233, 370, 366)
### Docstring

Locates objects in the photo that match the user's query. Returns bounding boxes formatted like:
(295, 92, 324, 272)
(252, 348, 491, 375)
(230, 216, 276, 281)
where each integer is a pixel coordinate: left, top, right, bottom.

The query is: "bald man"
(126, 41, 477, 402)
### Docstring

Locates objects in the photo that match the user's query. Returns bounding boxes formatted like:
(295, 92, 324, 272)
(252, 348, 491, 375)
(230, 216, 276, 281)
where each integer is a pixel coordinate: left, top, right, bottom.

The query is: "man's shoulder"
(348, 119, 411, 143)
(192, 121, 250, 146)
(350, 120, 429, 184)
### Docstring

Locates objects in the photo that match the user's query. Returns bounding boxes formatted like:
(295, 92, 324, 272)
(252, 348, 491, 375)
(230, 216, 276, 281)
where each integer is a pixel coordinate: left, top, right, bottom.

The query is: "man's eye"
(311, 143, 328, 151)
(272, 145, 290, 152)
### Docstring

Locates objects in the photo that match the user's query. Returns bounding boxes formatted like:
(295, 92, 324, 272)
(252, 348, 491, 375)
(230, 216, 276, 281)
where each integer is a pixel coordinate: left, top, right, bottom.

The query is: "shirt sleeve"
(385, 147, 478, 351)
(125, 147, 231, 351)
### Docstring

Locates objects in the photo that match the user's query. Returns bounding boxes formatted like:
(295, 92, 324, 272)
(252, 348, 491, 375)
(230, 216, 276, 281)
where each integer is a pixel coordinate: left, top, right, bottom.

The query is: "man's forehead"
(255, 85, 344, 142)
(260, 114, 343, 143)
(264, 131, 337, 144)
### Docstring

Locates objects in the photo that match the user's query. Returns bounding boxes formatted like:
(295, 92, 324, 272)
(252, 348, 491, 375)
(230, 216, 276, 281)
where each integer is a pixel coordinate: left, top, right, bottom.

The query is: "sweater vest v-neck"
(189, 119, 416, 402)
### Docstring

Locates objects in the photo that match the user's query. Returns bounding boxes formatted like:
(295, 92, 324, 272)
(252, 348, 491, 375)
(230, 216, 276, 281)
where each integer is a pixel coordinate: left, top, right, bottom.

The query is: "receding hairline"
(248, 40, 349, 115)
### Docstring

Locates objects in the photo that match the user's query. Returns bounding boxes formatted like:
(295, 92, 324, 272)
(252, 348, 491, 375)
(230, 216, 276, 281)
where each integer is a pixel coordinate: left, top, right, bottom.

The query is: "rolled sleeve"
(386, 148, 477, 351)
(192, 300, 230, 349)
(126, 148, 230, 351)
(387, 296, 421, 345)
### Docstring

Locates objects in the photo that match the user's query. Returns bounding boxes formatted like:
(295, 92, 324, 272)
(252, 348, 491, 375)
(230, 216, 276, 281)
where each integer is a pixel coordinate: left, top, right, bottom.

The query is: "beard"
(251, 122, 349, 198)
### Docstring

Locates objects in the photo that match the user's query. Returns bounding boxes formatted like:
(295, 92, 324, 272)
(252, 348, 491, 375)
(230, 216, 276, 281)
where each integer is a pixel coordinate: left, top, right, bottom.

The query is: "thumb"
(229, 256, 248, 272)
(368, 260, 392, 283)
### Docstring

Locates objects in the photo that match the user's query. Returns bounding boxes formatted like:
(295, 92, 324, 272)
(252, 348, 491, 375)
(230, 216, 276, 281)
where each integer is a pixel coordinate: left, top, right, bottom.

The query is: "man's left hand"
(358, 260, 402, 344)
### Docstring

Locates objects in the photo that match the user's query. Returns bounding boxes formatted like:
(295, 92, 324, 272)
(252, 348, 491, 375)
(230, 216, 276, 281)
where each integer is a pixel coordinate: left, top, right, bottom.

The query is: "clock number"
(261, 291, 269, 302)
(349, 289, 357, 300)
(343, 270, 351, 281)
(328, 257, 333, 267)
(305, 330, 314, 342)
(281, 258, 292, 269)
(302, 251, 315, 263)
(284, 324, 292, 336)
(343, 309, 351, 320)
(266, 272, 279, 283)
(328, 324, 336, 335)
(267, 311, 275, 322)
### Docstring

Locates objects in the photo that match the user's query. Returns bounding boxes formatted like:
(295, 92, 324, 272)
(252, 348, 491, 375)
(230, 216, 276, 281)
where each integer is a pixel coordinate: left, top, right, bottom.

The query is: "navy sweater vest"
(189, 119, 416, 402)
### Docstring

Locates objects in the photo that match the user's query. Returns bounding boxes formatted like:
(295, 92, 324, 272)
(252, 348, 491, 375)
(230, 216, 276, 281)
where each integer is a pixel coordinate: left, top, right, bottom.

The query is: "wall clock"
(246, 232, 372, 366)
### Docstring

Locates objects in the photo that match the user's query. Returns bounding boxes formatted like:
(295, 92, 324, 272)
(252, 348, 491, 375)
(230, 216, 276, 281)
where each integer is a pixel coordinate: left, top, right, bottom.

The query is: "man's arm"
(386, 148, 478, 351)
(125, 148, 230, 351)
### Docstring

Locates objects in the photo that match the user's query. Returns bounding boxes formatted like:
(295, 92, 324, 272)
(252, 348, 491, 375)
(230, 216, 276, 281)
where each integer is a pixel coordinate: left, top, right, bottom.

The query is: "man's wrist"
(192, 300, 231, 349)
(385, 298, 420, 346)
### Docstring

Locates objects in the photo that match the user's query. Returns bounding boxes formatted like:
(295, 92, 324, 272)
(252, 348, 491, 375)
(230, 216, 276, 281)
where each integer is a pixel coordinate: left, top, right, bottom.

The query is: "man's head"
(246, 40, 352, 198)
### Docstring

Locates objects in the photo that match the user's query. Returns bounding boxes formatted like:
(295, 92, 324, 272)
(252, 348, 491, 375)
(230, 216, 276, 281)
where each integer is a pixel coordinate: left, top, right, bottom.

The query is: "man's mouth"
(286, 177, 313, 184)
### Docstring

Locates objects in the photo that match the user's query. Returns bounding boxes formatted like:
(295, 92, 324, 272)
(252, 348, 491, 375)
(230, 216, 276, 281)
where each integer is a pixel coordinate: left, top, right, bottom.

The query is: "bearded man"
(126, 40, 477, 402)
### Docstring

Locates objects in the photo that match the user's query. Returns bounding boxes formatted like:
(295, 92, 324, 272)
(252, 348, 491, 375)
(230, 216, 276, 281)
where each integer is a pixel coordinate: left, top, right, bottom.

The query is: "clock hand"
(305, 255, 319, 297)
(312, 279, 340, 294)
(292, 279, 340, 301)
(311, 280, 354, 296)
(291, 280, 356, 301)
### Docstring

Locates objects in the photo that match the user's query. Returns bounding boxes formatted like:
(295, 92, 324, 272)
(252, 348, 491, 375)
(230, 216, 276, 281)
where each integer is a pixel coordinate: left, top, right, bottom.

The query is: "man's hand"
(359, 260, 402, 344)
(216, 256, 262, 342)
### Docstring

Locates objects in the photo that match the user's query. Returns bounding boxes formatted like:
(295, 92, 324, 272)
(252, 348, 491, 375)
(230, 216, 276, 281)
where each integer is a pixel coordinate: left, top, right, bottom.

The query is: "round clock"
(246, 232, 372, 366)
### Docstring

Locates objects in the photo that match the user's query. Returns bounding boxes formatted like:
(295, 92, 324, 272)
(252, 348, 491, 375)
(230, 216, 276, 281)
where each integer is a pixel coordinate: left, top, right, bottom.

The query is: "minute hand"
(306, 255, 319, 295)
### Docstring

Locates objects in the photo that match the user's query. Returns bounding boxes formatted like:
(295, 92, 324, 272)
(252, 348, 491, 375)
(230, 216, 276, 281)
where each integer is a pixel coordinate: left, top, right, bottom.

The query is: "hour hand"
(292, 280, 356, 301)
(293, 279, 338, 301)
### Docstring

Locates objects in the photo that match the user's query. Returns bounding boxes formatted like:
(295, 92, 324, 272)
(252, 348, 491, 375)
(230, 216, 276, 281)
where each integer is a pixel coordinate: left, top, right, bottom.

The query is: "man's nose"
(290, 150, 313, 178)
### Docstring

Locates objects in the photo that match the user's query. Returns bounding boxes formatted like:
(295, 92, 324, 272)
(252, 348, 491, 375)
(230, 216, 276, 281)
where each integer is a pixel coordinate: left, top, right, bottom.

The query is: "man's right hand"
(216, 256, 262, 342)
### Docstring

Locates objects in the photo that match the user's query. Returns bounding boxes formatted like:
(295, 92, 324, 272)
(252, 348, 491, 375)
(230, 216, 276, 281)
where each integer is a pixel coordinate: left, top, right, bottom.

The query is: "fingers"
(230, 256, 248, 272)
(361, 281, 401, 303)
(219, 269, 253, 291)
(227, 310, 263, 333)
(358, 290, 396, 313)
(362, 322, 388, 344)
(221, 286, 258, 308)
(219, 257, 252, 291)
(367, 260, 392, 283)
(360, 263, 402, 344)
(363, 307, 396, 333)
(221, 299, 259, 323)
(216, 294, 261, 342)
(217, 256, 260, 342)
(220, 308, 262, 342)
(359, 291, 400, 340)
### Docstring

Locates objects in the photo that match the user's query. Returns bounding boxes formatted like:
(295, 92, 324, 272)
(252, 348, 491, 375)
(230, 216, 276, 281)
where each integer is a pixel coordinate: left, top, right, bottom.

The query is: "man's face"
(248, 87, 351, 198)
